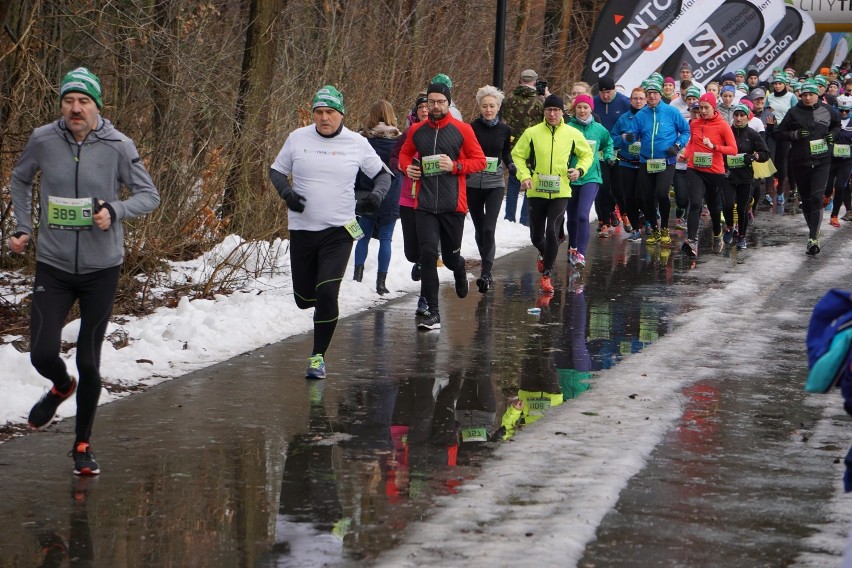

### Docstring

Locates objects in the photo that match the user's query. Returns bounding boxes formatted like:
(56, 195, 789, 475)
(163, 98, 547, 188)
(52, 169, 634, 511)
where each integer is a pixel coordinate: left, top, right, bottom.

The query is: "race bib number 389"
(47, 196, 94, 230)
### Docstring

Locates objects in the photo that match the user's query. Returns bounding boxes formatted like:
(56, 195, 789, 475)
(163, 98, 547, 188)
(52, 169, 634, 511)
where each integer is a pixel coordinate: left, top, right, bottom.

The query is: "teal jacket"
(567, 116, 614, 185)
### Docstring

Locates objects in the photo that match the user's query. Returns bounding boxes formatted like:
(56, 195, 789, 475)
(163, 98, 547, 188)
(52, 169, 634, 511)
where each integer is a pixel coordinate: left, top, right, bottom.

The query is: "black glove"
(624, 132, 636, 143)
(827, 132, 835, 143)
(508, 163, 517, 175)
(666, 144, 680, 156)
(356, 191, 382, 215)
(796, 129, 810, 140)
(743, 153, 754, 165)
(283, 191, 306, 213)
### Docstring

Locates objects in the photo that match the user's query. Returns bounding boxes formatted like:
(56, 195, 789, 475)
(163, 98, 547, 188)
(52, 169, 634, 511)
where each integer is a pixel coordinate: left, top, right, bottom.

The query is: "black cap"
(747, 69, 759, 78)
(598, 76, 615, 91)
(427, 82, 451, 104)
(543, 94, 564, 110)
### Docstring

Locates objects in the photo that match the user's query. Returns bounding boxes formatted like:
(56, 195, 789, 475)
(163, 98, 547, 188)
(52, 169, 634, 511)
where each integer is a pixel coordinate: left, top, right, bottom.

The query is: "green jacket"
(511, 118, 595, 199)
(566, 117, 614, 185)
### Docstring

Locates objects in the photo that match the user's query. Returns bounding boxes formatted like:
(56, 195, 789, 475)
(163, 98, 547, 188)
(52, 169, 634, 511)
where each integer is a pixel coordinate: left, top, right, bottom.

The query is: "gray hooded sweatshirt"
(11, 117, 160, 274)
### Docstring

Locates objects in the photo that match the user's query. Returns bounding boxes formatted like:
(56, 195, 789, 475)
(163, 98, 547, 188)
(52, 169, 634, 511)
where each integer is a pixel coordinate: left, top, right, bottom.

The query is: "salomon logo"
(685, 24, 723, 64)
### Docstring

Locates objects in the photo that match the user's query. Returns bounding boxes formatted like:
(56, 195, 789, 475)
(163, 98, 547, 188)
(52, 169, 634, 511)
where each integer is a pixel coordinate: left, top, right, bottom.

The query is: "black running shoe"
(476, 272, 492, 293)
(454, 260, 468, 298)
(28, 378, 77, 430)
(411, 263, 421, 281)
(681, 239, 698, 257)
(418, 312, 441, 330)
(70, 442, 100, 476)
(806, 238, 820, 256)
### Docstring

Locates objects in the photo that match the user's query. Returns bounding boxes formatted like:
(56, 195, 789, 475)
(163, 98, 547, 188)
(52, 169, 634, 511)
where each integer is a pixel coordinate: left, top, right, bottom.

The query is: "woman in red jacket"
(679, 93, 737, 257)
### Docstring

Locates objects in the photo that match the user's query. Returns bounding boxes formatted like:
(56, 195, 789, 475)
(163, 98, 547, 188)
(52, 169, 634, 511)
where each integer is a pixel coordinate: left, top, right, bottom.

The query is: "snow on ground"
(372, 213, 852, 568)
(0, 213, 530, 426)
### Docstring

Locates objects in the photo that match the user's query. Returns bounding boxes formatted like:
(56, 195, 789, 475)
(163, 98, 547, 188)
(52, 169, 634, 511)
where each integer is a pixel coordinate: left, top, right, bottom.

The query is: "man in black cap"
(593, 76, 632, 230)
(399, 82, 487, 330)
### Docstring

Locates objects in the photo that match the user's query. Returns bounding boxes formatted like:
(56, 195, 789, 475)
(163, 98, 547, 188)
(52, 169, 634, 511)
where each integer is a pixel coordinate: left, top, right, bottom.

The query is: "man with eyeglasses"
(399, 82, 486, 330)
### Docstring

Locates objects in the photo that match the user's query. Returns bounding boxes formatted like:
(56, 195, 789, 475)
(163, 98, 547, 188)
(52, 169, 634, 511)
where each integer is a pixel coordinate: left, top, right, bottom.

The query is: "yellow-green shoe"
(659, 227, 672, 245)
(645, 229, 660, 245)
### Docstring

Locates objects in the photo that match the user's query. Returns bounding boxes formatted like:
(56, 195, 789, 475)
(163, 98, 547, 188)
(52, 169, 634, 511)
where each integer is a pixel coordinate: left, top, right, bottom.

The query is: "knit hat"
(736, 83, 749, 93)
(60, 67, 103, 109)
(747, 69, 760, 78)
(427, 82, 452, 104)
(312, 85, 345, 114)
(543, 94, 564, 110)
(772, 74, 788, 84)
(643, 79, 662, 93)
(740, 99, 754, 111)
(699, 92, 717, 110)
(431, 73, 453, 88)
(680, 61, 692, 71)
(790, 81, 802, 91)
(649, 72, 664, 83)
(415, 94, 428, 108)
(736, 69, 747, 77)
(721, 85, 736, 95)
(733, 103, 750, 115)
(685, 86, 701, 99)
(573, 94, 594, 110)
(721, 72, 736, 83)
(814, 75, 828, 87)
(800, 81, 819, 95)
(837, 94, 852, 110)
(820, 67, 831, 77)
(664, 76, 676, 85)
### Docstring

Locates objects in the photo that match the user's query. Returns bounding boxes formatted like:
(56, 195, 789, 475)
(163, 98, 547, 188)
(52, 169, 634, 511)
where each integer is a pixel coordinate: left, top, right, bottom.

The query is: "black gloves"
(827, 132, 835, 143)
(624, 132, 636, 143)
(283, 191, 306, 213)
(743, 153, 754, 165)
(356, 191, 383, 215)
(666, 144, 681, 156)
(795, 129, 810, 140)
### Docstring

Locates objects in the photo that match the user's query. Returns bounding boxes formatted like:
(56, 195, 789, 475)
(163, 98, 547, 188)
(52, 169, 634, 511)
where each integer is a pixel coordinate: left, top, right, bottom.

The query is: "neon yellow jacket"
(511, 118, 595, 199)
(498, 389, 564, 440)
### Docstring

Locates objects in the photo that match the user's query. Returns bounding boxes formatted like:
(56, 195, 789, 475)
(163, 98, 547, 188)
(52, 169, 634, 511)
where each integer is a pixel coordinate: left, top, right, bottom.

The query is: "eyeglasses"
(427, 99, 448, 106)
(416, 104, 429, 111)
(543, 108, 563, 114)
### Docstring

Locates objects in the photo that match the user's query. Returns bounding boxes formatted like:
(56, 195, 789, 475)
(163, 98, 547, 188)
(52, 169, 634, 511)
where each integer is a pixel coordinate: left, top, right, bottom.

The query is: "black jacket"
(777, 101, 841, 167)
(726, 125, 769, 184)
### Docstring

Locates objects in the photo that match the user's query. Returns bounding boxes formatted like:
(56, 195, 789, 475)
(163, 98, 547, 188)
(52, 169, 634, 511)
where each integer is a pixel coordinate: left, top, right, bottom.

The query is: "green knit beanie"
(312, 85, 345, 114)
(431, 73, 453, 88)
(60, 67, 103, 109)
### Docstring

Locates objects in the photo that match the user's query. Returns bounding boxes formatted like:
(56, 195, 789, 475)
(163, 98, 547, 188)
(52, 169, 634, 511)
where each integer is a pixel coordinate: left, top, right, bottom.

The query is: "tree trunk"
(222, 0, 284, 232)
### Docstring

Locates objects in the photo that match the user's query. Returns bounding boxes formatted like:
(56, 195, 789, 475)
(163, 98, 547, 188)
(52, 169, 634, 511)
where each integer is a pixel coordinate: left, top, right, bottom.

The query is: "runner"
(679, 93, 737, 257)
(722, 104, 770, 249)
(827, 95, 852, 226)
(776, 80, 841, 255)
(611, 87, 647, 243)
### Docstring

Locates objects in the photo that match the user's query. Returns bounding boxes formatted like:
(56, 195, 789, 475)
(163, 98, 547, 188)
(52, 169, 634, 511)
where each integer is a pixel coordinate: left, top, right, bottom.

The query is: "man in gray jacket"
(8, 67, 159, 476)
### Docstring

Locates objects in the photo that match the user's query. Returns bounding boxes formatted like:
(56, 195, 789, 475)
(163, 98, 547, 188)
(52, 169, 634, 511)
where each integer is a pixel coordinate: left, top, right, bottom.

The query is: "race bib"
(422, 154, 442, 176)
(726, 154, 747, 168)
(693, 152, 713, 168)
(461, 427, 488, 442)
(344, 219, 365, 240)
(527, 398, 551, 417)
(628, 141, 641, 156)
(47, 196, 94, 231)
(484, 157, 499, 173)
(810, 139, 828, 155)
(833, 144, 851, 158)
(536, 174, 561, 193)
(646, 158, 666, 173)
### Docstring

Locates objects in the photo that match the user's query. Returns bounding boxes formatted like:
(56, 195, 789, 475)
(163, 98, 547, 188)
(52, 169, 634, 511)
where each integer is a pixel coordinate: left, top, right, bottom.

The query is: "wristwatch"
(455, 161, 463, 173)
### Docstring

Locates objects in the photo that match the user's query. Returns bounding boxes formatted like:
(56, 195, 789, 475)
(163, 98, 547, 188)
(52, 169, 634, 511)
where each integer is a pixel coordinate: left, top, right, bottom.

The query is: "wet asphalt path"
(0, 204, 847, 567)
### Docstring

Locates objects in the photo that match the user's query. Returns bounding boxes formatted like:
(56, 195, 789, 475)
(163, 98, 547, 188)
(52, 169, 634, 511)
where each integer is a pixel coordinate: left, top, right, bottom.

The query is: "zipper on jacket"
(74, 141, 82, 274)
(549, 124, 556, 199)
(432, 126, 439, 214)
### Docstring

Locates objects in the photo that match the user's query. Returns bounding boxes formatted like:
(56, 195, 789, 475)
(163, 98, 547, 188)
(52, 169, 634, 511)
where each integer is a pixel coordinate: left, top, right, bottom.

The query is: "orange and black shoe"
(28, 377, 77, 430)
(70, 442, 100, 476)
(540, 275, 554, 294)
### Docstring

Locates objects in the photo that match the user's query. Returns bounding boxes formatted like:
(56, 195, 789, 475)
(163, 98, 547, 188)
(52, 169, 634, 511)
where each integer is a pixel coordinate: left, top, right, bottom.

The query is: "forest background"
(0, 0, 818, 327)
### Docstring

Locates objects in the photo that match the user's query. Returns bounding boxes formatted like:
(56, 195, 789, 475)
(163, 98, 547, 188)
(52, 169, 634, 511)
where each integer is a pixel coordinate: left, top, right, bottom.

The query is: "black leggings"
(617, 166, 641, 229)
(468, 186, 504, 274)
(793, 162, 831, 239)
(828, 159, 852, 218)
(594, 160, 616, 225)
(290, 227, 353, 356)
(638, 164, 675, 231)
(685, 169, 724, 240)
(528, 197, 569, 274)
(722, 180, 753, 236)
(398, 205, 420, 264)
(30, 262, 120, 444)
(415, 210, 465, 315)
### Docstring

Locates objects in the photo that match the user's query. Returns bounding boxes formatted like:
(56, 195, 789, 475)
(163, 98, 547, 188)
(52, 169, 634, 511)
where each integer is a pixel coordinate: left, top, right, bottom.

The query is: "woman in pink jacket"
(679, 93, 737, 257)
